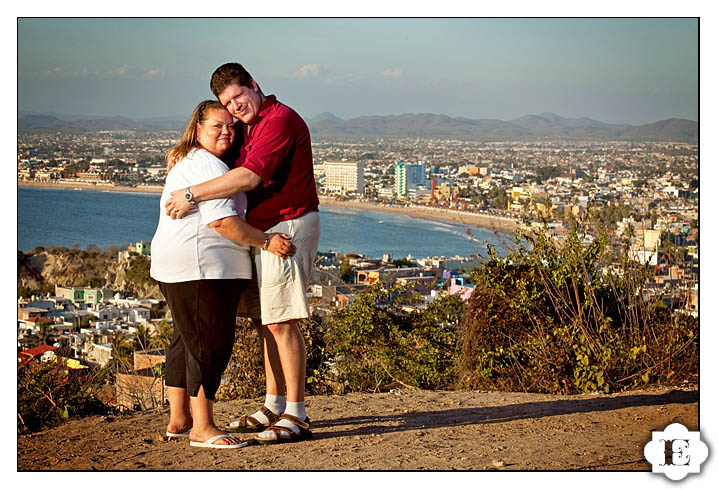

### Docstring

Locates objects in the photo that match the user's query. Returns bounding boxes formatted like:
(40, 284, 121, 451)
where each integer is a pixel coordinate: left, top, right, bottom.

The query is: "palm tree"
(110, 332, 133, 372)
(149, 320, 173, 350)
(134, 324, 152, 352)
(35, 320, 56, 347)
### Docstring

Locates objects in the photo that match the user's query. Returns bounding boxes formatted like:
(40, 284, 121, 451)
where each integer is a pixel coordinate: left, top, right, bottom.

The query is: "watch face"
(184, 190, 193, 201)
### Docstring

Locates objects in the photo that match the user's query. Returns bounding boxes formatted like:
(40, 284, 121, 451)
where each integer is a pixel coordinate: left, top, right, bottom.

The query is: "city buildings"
(18, 130, 699, 319)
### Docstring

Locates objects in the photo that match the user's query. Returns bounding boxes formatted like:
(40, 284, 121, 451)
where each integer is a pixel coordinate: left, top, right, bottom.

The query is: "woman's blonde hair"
(166, 100, 228, 165)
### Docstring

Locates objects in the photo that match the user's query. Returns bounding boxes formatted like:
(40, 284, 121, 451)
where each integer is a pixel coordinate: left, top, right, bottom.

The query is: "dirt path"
(17, 386, 698, 471)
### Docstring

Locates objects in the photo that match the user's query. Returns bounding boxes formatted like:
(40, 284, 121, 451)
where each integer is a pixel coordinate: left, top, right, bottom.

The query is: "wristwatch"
(184, 187, 195, 203)
(263, 233, 270, 250)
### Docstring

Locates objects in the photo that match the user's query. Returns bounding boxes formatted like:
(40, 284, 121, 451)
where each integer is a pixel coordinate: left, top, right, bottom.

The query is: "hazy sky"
(17, 18, 698, 124)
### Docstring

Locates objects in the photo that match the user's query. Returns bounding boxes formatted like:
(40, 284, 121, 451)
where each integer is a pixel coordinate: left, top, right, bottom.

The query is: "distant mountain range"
(306, 112, 697, 142)
(17, 112, 185, 131)
(17, 110, 697, 142)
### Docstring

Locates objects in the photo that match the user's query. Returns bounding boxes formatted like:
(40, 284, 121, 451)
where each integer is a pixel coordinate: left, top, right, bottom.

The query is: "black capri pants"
(159, 279, 248, 401)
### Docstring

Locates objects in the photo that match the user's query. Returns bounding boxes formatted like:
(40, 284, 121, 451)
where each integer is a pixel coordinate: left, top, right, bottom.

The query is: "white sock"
(265, 394, 286, 416)
(229, 395, 285, 428)
(284, 401, 306, 421)
(249, 394, 285, 424)
(257, 401, 306, 438)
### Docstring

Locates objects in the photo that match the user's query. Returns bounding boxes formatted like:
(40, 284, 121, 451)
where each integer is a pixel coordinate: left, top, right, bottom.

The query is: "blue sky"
(18, 18, 698, 124)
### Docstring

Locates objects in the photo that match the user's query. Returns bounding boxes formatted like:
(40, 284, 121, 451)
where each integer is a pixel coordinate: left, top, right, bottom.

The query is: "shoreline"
(18, 180, 164, 194)
(319, 197, 520, 234)
(18, 181, 520, 234)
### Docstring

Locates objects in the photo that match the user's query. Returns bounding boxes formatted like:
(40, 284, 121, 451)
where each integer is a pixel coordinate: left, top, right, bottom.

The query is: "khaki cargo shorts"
(237, 211, 320, 325)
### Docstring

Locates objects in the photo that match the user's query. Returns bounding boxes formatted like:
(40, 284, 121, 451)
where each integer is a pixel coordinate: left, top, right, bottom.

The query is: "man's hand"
(266, 233, 296, 259)
(165, 189, 196, 219)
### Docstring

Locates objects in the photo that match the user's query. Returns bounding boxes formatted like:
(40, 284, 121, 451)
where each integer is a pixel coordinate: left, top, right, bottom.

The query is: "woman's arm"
(165, 166, 262, 219)
(208, 215, 295, 259)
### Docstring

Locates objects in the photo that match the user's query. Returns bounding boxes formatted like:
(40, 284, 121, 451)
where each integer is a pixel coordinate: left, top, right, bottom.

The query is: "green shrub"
(327, 284, 463, 392)
(126, 255, 151, 287)
(217, 315, 336, 400)
(459, 225, 698, 394)
(300, 314, 334, 395)
(17, 356, 111, 434)
(216, 319, 265, 401)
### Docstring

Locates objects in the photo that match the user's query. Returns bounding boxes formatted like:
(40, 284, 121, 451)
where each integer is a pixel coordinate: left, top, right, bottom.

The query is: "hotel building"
(323, 161, 365, 195)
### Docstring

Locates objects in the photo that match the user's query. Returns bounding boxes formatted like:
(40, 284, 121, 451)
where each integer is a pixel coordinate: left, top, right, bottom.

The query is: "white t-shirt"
(150, 148, 252, 283)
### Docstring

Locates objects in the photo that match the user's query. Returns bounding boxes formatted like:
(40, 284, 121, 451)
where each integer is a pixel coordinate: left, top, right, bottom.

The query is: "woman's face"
(196, 108, 235, 157)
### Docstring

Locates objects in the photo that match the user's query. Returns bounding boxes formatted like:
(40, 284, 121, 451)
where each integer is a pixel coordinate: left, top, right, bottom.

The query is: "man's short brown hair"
(210, 62, 258, 97)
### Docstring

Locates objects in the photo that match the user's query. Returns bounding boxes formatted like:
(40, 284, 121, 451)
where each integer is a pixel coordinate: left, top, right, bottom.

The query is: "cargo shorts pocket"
(257, 250, 296, 289)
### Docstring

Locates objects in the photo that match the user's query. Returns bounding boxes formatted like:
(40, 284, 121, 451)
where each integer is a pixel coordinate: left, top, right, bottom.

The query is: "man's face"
(218, 81, 263, 125)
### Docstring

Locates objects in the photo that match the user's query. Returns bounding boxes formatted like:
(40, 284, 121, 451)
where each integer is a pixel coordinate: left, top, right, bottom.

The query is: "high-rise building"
(323, 161, 365, 195)
(393, 161, 427, 198)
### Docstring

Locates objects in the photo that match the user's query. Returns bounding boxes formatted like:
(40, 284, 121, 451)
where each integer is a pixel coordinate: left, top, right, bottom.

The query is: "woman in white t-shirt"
(150, 100, 294, 449)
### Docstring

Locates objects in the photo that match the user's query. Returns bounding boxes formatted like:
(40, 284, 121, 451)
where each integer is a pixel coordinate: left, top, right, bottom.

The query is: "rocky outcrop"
(17, 249, 161, 299)
(112, 260, 161, 299)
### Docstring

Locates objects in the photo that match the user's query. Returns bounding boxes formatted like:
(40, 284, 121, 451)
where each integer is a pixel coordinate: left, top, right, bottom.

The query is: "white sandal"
(166, 428, 191, 438)
(190, 433, 250, 449)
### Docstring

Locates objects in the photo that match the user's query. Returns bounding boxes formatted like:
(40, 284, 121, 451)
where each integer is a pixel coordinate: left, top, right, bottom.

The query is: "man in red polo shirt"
(165, 62, 320, 444)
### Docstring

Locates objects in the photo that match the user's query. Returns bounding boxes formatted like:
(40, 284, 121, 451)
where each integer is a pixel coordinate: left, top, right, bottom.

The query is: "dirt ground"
(17, 385, 698, 471)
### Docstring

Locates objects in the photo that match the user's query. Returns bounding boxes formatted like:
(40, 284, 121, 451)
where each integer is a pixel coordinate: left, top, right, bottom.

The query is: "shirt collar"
(257, 94, 277, 118)
(247, 95, 277, 133)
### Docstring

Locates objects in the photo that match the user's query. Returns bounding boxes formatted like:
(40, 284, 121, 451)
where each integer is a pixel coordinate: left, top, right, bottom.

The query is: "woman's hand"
(266, 233, 296, 259)
(165, 189, 196, 219)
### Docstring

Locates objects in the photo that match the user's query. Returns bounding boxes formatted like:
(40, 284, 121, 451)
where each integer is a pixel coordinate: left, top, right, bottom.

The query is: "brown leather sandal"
(254, 413, 312, 444)
(224, 406, 280, 433)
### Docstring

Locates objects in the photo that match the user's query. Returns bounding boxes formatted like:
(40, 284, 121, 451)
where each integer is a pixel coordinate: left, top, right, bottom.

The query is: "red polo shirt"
(234, 95, 319, 231)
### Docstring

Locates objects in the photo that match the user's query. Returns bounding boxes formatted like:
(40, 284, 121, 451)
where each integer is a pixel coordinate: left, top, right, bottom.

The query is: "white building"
(377, 187, 394, 199)
(86, 343, 113, 366)
(313, 163, 325, 178)
(323, 161, 365, 195)
(145, 166, 166, 178)
(128, 307, 151, 324)
(629, 248, 659, 266)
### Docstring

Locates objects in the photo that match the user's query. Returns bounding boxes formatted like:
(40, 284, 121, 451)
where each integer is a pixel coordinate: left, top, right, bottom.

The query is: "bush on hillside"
(216, 319, 266, 401)
(216, 314, 335, 400)
(301, 314, 334, 395)
(327, 285, 464, 392)
(17, 354, 112, 434)
(125, 255, 151, 287)
(458, 225, 698, 394)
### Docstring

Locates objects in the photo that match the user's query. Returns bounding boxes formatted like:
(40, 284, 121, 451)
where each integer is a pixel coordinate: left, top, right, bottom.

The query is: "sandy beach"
(18, 181, 520, 233)
(18, 180, 164, 195)
(320, 197, 520, 234)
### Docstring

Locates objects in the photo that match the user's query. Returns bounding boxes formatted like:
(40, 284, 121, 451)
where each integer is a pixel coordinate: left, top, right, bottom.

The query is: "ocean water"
(17, 187, 509, 258)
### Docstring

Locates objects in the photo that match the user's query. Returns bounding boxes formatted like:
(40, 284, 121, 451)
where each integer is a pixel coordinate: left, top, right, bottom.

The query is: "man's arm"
(165, 167, 262, 219)
(208, 215, 295, 259)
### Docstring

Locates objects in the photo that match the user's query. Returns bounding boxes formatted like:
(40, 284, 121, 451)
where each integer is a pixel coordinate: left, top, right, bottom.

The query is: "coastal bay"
(18, 181, 520, 235)
(18, 183, 510, 258)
